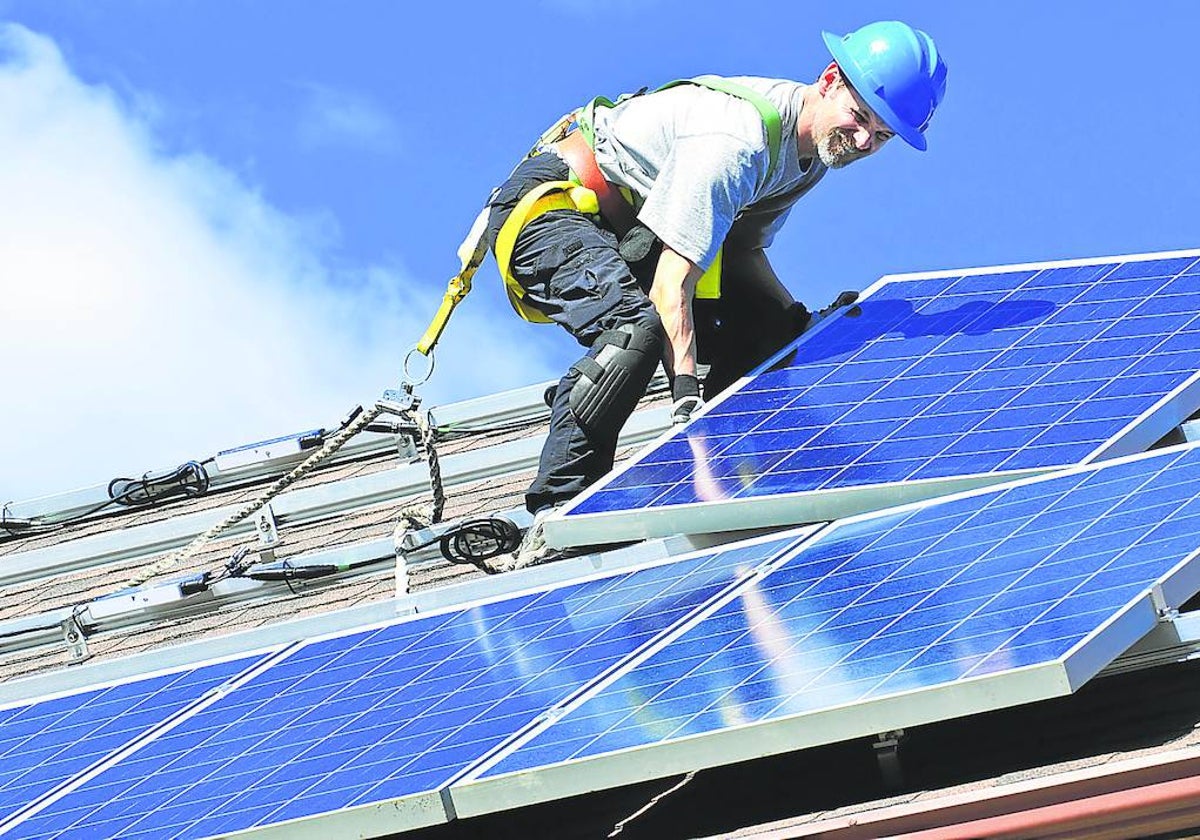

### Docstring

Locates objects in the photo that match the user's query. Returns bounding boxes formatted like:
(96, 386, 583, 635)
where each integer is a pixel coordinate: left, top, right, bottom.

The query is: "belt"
(552, 129, 637, 237)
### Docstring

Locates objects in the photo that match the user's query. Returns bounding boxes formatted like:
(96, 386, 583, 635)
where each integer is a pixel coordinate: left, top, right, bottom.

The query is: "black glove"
(817, 290, 860, 319)
(670, 374, 704, 425)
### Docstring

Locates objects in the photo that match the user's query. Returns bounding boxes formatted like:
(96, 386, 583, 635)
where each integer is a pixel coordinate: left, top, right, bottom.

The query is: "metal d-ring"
(402, 346, 435, 389)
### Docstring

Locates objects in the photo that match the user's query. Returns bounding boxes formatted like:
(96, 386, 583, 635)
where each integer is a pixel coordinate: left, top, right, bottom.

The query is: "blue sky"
(1, 0, 1198, 500)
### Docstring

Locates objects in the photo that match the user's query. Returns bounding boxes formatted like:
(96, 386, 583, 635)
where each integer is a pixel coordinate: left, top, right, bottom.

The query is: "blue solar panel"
(483, 444, 1200, 781)
(8, 536, 803, 839)
(554, 253, 1200, 545)
(0, 655, 265, 826)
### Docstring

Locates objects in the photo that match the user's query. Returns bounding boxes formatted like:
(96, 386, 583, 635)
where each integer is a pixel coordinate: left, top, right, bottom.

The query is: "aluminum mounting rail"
(0, 405, 673, 588)
(2, 374, 675, 531)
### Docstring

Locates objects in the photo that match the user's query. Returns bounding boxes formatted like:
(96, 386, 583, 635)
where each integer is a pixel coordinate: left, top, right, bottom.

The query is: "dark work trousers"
(694, 249, 812, 398)
(487, 154, 663, 514)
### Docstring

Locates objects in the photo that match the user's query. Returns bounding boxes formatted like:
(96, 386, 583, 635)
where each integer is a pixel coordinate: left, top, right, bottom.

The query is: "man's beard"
(817, 128, 865, 169)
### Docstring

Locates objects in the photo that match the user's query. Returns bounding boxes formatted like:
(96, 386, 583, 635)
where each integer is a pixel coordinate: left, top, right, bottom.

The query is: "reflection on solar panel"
(7, 535, 804, 839)
(549, 250, 1200, 547)
(454, 443, 1200, 815)
(0, 655, 265, 829)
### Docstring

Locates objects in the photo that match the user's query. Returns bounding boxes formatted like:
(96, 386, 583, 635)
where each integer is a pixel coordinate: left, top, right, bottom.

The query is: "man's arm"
(648, 244, 704, 378)
(649, 245, 707, 424)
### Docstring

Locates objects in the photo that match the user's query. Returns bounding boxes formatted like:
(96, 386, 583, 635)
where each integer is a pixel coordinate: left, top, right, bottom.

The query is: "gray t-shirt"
(589, 76, 827, 269)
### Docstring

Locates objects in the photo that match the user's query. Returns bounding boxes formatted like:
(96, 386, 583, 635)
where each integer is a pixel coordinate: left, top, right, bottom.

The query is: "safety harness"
(416, 76, 784, 354)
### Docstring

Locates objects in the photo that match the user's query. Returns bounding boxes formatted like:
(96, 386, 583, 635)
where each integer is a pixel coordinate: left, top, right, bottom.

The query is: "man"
(487, 21, 947, 568)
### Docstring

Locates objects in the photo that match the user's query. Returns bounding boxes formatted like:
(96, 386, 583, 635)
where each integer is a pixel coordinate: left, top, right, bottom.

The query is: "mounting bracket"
(61, 613, 90, 663)
(873, 729, 906, 790)
(255, 504, 280, 564)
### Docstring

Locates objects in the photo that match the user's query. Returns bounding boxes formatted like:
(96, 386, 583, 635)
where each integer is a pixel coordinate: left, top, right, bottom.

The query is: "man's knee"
(568, 321, 663, 436)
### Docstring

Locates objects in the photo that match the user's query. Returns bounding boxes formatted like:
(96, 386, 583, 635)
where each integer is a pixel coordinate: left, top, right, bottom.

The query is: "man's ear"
(816, 61, 840, 96)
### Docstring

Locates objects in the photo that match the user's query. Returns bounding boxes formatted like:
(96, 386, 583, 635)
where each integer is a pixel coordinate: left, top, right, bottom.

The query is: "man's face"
(814, 72, 894, 169)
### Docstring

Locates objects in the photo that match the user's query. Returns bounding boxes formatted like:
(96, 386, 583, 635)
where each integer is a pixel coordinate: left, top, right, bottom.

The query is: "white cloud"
(296, 83, 401, 153)
(0, 23, 558, 502)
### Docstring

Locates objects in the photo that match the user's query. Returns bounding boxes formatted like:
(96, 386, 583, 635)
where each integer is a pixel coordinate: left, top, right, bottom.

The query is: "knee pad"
(568, 323, 662, 437)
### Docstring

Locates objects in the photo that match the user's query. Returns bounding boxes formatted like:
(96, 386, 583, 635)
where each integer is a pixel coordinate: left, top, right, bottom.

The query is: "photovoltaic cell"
(482, 444, 1200, 783)
(0, 655, 265, 826)
(553, 252, 1200, 545)
(9, 535, 802, 839)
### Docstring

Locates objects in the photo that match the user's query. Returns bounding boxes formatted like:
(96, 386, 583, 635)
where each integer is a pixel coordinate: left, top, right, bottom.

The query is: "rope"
(414, 411, 445, 524)
(125, 403, 386, 587)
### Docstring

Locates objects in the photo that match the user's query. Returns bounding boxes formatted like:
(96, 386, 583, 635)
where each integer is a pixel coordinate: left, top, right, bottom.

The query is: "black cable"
(108, 461, 210, 507)
(434, 416, 545, 437)
(0, 460, 213, 541)
(439, 517, 522, 566)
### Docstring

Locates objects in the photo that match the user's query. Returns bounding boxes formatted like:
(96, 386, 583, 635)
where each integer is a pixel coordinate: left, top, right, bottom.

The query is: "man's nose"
(854, 126, 873, 151)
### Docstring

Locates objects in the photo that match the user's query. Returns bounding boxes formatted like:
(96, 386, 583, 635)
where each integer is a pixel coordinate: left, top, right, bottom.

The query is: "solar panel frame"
(545, 248, 1200, 549)
(451, 442, 1200, 819)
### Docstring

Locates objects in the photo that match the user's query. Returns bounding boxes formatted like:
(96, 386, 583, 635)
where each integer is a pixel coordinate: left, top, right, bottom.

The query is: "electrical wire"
(0, 406, 373, 542)
(433, 416, 546, 437)
(439, 517, 523, 566)
(395, 516, 523, 573)
(1, 460, 213, 540)
(108, 461, 211, 507)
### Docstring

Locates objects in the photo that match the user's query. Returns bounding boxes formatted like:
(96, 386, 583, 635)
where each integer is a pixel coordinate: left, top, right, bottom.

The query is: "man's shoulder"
(687, 76, 807, 124)
(718, 75, 806, 93)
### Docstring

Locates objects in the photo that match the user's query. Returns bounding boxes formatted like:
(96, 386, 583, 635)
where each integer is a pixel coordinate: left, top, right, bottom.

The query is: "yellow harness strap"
(416, 205, 492, 355)
(419, 168, 722, 348)
(494, 180, 600, 323)
(696, 249, 721, 300)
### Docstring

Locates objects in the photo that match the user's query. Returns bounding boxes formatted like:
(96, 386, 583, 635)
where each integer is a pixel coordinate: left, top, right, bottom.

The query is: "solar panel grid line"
(0, 647, 288, 836)
(548, 249, 1200, 547)
(748, 444, 1190, 686)
(760, 258, 1190, 473)
(694, 252, 1191, 429)
(798, 274, 1079, 477)
(1088, 371, 1200, 463)
(412, 534, 814, 786)
(6, 540, 811, 840)
(352, 547, 774, 794)
(822, 447, 1194, 693)
(452, 529, 819, 788)
(939, 276, 1192, 468)
(8, 609, 516, 838)
(454, 443, 1200, 818)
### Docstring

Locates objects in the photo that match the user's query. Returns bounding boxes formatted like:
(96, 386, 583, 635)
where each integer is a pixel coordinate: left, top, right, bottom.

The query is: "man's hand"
(671, 373, 705, 425)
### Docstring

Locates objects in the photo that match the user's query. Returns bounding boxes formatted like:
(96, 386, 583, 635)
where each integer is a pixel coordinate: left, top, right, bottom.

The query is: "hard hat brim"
(822, 31, 928, 151)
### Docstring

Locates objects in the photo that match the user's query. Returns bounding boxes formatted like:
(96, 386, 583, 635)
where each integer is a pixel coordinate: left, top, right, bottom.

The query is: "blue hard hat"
(822, 21, 947, 151)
